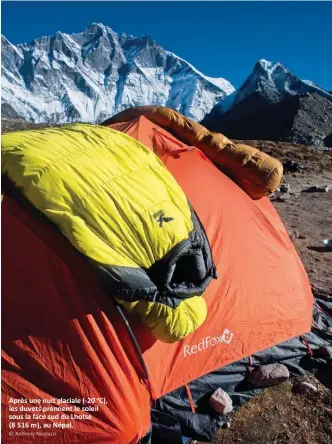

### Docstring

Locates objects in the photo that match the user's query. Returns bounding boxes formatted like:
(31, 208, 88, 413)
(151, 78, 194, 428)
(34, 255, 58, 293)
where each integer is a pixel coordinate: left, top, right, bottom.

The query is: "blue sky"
(2, 1, 332, 90)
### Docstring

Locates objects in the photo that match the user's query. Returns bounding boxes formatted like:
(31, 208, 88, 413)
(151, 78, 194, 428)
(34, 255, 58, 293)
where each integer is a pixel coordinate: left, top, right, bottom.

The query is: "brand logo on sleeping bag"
(153, 210, 174, 227)
(183, 329, 234, 357)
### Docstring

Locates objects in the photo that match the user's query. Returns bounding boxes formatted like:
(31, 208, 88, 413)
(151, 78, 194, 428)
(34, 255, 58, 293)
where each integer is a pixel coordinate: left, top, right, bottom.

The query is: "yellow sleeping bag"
(2, 124, 216, 342)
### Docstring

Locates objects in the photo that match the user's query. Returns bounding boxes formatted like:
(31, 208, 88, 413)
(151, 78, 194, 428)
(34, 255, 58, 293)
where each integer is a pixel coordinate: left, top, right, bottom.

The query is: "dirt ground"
(274, 180, 332, 293)
(207, 376, 332, 444)
(247, 140, 332, 293)
(198, 140, 332, 444)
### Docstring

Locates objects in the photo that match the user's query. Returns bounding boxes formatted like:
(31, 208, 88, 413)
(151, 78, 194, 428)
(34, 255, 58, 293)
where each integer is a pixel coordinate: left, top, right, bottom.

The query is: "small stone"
(302, 185, 332, 193)
(293, 381, 318, 395)
(289, 231, 298, 242)
(222, 422, 231, 429)
(249, 364, 290, 388)
(276, 193, 292, 202)
(298, 234, 307, 239)
(280, 184, 290, 192)
(209, 388, 233, 414)
(283, 160, 304, 172)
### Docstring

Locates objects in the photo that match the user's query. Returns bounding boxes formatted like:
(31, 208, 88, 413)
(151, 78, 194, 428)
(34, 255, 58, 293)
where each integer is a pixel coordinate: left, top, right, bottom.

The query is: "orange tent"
(106, 113, 313, 398)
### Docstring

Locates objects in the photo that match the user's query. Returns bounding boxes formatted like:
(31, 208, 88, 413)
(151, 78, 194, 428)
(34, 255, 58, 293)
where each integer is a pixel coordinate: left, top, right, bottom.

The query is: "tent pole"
(114, 302, 154, 400)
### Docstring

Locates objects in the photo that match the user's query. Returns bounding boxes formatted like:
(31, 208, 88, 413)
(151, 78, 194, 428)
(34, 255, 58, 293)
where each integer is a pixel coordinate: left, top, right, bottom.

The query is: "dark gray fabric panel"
(99, 265, 158, 302)
(188, 204, 217, 280)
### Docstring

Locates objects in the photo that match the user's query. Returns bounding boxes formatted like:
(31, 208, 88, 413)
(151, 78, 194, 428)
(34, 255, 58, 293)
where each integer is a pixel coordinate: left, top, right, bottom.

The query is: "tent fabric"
(106, 114, 314, 400)
(103, 106, 283, 200)
(1, 124, 216, 343)
(1, 190, 151, 443)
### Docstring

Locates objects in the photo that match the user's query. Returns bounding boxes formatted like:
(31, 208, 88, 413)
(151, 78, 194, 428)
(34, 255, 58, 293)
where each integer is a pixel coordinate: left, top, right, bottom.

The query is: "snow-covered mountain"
(203, 59, 332, 130)
(1, 23, 234, 123)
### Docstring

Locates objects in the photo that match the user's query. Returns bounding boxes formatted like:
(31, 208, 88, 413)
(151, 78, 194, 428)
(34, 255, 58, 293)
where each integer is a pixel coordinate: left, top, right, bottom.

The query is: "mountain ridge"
(1, 23, 234, 123)
(202, 59, 332, 147)
(203, 58, 332, 129)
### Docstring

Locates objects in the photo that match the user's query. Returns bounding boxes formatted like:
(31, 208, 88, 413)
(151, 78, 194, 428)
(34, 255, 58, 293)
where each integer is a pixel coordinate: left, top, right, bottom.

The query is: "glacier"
(1, 23, 235, 124)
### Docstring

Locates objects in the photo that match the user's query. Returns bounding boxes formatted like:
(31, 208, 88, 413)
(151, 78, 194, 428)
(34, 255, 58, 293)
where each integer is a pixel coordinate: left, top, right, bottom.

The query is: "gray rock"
(209, 388, 233, 414)
(293, 381, 318, 395)
(290, 231, 306, 240)
(298, 234, 307, 239)
(288, 230, 298, 242)
(280, 183, 290, 192)
(271, 192, 299, 203)
(283, 160, 304, 172)
(276, 193, 292, 202)
(302, 185, 332, 193)
(249, 364, 290, 388)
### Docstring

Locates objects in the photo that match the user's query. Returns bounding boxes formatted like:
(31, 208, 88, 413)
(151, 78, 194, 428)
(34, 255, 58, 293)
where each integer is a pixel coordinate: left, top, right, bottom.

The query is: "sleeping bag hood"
(2, 124, 216, 343)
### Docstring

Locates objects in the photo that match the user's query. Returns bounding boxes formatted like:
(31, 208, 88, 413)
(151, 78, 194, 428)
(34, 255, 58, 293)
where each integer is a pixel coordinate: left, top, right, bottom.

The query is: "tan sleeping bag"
(103, 106, 283, 199)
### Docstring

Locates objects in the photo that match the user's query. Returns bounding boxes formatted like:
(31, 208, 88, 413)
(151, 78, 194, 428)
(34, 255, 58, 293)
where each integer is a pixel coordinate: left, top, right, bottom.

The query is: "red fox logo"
(183, 329, 234, 357)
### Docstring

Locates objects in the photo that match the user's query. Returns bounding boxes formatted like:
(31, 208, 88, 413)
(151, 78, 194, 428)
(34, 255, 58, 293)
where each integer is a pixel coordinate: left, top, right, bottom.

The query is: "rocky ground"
(204, 93, 332, 149)
(239, 139, 332, 293)
(204, 376, 332, 444)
